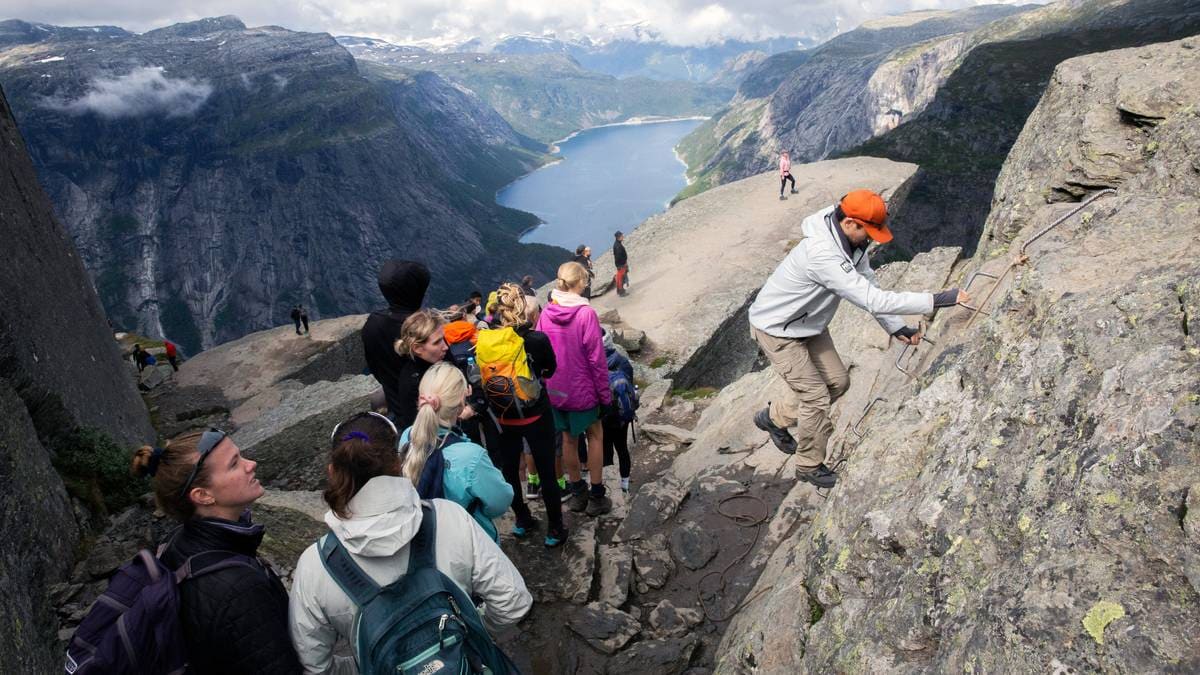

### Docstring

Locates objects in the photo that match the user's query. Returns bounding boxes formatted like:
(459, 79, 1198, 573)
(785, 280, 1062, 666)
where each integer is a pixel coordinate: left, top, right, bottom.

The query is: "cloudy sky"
(1, 0, 1042, 46)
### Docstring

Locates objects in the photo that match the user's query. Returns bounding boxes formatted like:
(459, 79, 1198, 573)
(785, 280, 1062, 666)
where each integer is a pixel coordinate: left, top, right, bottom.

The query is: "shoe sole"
(567, 498, 589, 513)
(797, 475, 836, 489)
(586, 506, 612, 517)
(753, 413, 797, 455)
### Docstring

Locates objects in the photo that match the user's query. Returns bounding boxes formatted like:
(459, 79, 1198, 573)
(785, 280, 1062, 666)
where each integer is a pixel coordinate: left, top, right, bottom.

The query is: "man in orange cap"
(747, 189, 969, 488)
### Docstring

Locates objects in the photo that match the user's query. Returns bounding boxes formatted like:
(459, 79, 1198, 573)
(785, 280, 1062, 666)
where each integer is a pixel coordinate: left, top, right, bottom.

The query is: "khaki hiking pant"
(752, 326, 850, 470)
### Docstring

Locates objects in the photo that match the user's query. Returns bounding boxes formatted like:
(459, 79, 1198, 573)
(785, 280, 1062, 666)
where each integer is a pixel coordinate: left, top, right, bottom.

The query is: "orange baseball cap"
(840, 189, 892, 243)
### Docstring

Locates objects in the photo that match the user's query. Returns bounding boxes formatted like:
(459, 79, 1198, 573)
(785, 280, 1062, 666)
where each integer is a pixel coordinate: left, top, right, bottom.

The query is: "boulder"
(670, 522, 719, 571)
(640, 423, 696, 445)
(633, 534, 676, 594)
(233, 375, 379, 489)
(606, 636, 698, 675)
(597, 544, 633, 608)
(614, 475, 689, 543)
(639, 380, 672, 413)
(649, 600, 704, 637)
(565, 603, 641, 654)
(613, 328, 645, 353)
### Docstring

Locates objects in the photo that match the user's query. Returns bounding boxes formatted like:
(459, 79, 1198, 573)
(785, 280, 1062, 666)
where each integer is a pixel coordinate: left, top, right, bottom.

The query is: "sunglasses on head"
(178, 428, 228, 500)
(329, 411, 400, 449)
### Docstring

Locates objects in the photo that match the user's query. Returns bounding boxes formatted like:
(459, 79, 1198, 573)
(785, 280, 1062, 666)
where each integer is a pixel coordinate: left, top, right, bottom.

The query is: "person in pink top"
(536, 261, 613, 517)
(780, 150, 797, 200)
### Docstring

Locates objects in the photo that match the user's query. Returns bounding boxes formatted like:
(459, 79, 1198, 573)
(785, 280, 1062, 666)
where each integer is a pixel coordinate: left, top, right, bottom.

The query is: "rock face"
(589, 156, 917, 390)
(675, 4, 1029, 200)
(0, 17, 565, 353)
(718, 39, 1200, 673)
(0, 84, 151, 671)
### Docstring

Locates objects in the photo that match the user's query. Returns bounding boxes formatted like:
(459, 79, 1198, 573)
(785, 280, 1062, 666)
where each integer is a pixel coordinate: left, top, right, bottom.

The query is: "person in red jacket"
(164, 340, 179, 372)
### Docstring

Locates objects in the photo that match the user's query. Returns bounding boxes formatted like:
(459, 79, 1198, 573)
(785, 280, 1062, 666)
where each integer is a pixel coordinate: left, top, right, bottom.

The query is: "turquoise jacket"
(399, 426, 512, 541)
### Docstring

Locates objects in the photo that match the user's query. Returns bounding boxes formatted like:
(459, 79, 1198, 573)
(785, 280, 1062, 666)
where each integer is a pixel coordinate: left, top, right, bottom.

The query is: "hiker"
(613, 231, 629, 297)
(442, 310, 492, 446)
(536, 261, 612, 516)
(289, 413, 531, 674)
(602, 330, 637, 493)
(521, 275, 536, 297)
(299, 305, 310, 335)
(129, 430, 300, 674)
(392, 310, 448, 431)
(465, 290, 486, 324)
(748, 189, 969, 488)
(362, 260, 430, 421)
(291, 305, 303, 334)
(396, 364, 512, 541)
(484, 290, 500, 327)
(572, 245, 595, 299)
(164, 340, 180, 372)
(779, 150, 797, 199)
(132, 344, 148, 373)
(479, 283, 568, 546)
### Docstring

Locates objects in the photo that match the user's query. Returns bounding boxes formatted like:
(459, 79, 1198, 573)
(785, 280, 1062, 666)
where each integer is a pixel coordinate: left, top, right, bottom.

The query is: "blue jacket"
(399, 426, 513, 541)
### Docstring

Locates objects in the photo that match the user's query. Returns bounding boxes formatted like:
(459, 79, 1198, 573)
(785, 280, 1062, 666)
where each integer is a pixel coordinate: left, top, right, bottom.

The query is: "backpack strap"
(174, 550, 264, 584)
(407, 501, 438, 575)
(318, 533, 383, 608)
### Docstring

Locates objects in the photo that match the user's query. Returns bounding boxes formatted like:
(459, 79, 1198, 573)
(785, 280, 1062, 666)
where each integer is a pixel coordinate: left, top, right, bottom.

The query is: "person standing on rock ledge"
(613, 231, 629, 296)
(749, 189, 969, 488)
(779, 150, 797, 200)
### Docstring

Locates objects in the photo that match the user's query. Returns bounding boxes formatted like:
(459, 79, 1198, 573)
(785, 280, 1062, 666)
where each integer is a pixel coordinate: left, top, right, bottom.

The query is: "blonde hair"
(494, 283, 530, 328)
(556, 261, 588, 293)
(395, 309, 442, 357)
(403, 362, 467, 484)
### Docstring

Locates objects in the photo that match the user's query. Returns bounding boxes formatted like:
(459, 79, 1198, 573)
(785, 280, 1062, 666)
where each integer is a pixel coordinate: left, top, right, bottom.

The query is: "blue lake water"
(498, 118, 704, 255)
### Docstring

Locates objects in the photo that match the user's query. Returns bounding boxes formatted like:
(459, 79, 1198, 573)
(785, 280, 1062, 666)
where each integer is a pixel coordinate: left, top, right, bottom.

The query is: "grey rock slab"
(257, 489, 328, 523)
(640, 423, 696, 445)
(597, 543, 632, 608)
(566, 602, 641, 655)
(649, 599, 704, 637)
(606, 636, 699, 675)
(614, 328, 645, 353)
(669, 521, 719, 571)
(233, 375, 379, 490)
(640, 380, 672, 413)
(633, 534, 675, 594)
(613, 474, 689, 543)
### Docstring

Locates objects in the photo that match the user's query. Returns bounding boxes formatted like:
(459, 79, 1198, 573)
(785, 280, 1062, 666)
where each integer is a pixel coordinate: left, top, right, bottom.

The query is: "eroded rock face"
(719, 39, 1200, 673)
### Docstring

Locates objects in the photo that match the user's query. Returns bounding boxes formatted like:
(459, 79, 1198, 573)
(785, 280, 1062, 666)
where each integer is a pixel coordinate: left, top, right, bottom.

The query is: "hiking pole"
(963, 189, 1116, 329)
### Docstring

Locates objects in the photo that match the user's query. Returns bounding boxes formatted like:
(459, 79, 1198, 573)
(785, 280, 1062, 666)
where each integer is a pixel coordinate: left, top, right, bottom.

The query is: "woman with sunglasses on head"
(290, 412, 531, 674)
(130, 429, 301, 674)
(397, 363, 513, 542)
(392, 309, 449, 430)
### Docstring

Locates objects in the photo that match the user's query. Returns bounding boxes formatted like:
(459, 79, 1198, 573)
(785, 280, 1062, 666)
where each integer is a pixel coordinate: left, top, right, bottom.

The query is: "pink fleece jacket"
(779, 154, 791, 176)
(536, 295, 611, 412)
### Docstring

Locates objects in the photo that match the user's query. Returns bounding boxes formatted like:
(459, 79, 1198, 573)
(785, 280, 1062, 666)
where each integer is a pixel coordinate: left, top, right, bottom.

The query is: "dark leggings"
(497, 414, 563, 530)
(780, 174, 795, 194)
(601, 415, 631, 478)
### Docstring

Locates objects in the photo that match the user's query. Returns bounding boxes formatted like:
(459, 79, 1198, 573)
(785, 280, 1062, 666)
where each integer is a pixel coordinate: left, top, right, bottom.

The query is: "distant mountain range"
(0, 16, 564, 353)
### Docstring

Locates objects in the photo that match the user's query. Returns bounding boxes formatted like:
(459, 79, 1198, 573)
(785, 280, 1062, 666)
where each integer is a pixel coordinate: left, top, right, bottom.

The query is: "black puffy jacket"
(362, 260, 431, 417)
(159, 516, 301, 675)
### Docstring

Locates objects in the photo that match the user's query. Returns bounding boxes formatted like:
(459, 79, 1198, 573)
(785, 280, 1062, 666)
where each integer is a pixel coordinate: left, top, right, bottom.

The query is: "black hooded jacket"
(362, 260, 430, 418)
(159, 516, 300, 675)
(613, 240, 627, 267)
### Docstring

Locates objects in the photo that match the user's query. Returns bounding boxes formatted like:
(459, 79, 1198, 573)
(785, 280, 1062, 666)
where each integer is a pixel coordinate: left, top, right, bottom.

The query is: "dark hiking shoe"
(567, 485, 590, 513)
(585, 493, 612, 517)
(796, 463, 838, 489)
(754, 408, 796, 454)
(790, 188, 799, 194)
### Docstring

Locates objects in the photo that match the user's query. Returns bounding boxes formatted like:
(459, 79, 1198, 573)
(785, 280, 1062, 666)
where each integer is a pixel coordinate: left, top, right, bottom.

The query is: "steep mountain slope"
(0, 16, 563, 353)
(338, 44, 732, 143)
(0, 83, 152, 672)
(675, 4, 1032, 200)
(847, 0, 1200, 261)
(718, 37, 1200, 673)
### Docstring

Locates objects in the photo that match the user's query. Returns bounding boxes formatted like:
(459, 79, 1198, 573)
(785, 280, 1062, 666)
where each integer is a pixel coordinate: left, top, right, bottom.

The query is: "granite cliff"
(0, 16, 565, 354)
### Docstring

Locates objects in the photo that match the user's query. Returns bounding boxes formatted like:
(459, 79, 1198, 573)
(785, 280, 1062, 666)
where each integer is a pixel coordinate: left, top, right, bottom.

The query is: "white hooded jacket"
(288, 476, 532, 675)
(748, 205, 934, 338)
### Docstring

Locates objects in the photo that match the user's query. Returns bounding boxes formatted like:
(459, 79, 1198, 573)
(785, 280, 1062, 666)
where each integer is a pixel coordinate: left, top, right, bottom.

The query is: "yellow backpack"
(475, 327, 542, 418)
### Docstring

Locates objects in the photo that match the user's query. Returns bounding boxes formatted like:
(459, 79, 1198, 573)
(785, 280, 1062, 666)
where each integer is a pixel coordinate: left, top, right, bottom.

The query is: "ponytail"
(556, 261, 588, 293)
(402, 362, 467, 483)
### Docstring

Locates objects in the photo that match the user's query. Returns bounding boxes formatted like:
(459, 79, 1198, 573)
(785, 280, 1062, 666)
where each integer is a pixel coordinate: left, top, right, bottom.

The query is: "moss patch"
(50, 427, 144, 518)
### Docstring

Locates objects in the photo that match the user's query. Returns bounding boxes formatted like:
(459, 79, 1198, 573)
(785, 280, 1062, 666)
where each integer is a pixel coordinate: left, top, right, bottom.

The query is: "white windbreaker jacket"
(288, 476, 532, 675)
(749, 205, 934, 338)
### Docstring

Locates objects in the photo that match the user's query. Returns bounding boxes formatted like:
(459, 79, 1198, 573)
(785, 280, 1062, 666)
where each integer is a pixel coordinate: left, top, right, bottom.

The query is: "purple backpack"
(64, 548, 258, 674)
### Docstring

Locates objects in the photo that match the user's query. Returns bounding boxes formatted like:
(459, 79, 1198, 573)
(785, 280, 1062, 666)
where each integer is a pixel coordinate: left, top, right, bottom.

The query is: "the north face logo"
(416, 659, 445, 675)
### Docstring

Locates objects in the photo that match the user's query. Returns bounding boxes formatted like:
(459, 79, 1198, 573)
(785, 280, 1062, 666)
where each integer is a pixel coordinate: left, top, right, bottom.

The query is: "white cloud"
(1, 0, 1045, 46)
(41, 66, 213, 118)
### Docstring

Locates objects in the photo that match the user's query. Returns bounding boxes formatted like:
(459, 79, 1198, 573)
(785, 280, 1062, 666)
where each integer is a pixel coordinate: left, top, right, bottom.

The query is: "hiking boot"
(545, 525, 569, 548)
(567, 484, 590, 513)
(796, 463, 838, 489)
(754, 408, 796, 454)
(779, 194, 786, 201)
(585, 493, 612, 517)
(512, 517, 540, 539)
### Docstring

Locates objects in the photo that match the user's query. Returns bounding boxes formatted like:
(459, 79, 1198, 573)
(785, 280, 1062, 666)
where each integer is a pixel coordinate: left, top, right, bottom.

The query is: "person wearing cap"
(613, 231, 629, 296)
(747, 189, 969, 488)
